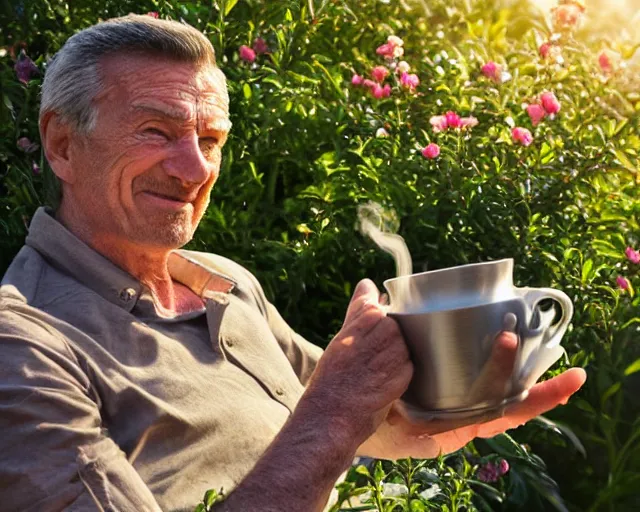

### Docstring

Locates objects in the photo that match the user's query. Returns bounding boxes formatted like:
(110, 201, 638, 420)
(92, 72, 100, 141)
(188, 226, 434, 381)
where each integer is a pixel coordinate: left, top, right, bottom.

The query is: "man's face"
(65, 53, 230, 250)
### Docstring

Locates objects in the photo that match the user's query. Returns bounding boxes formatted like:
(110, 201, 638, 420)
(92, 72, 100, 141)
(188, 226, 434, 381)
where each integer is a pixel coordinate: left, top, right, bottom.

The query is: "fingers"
(343, 279, 383, 324)
(475, 367, 587, 438)
(468, 331, 519, 403)
(390, 366, 586, 439)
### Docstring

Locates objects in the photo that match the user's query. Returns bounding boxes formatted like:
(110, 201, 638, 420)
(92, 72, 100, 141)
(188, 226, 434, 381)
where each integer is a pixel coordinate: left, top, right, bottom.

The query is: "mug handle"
(516, 287, 574, 347)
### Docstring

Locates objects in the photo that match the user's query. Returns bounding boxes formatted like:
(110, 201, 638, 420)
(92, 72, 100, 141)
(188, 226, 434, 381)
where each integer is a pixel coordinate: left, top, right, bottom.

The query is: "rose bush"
(2, 0, 640, 510)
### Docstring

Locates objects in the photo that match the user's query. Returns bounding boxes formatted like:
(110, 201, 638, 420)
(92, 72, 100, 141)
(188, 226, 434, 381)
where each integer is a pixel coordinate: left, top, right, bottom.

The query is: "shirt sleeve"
(0, 307, 163, 512)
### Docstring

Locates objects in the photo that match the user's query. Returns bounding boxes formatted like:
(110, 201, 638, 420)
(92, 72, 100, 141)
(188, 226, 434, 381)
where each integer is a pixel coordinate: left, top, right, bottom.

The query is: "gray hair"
(40, 14, 218, 133)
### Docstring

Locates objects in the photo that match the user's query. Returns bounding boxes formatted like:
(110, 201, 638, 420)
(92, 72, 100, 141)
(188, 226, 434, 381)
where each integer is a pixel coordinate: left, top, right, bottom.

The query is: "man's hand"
(358, 331, 587, 460)
(302, 279, 414, 448)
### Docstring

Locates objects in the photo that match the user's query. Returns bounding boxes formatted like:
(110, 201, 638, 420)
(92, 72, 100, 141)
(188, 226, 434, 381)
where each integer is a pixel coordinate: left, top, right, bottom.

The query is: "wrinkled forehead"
(99, 54, 232, 132)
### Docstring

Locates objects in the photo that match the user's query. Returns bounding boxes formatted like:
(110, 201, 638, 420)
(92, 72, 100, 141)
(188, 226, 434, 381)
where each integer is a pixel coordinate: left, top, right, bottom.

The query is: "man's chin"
(131, 220, 195, 250)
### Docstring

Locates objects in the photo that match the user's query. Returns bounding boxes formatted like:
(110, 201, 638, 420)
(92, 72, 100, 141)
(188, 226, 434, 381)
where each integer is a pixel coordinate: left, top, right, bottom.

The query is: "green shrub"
(2, 0, 640, 510)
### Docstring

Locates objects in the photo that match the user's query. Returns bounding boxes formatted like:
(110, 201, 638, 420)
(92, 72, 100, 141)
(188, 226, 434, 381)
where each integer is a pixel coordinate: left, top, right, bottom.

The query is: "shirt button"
(119, 288, 137, 302)
(275, 388, 285, 396)
(226, 339, 234, 348)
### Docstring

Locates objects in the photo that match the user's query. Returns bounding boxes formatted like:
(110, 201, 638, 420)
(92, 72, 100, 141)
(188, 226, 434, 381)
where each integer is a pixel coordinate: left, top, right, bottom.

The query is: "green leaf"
(242, 83, 252, 100)
(355, 465, 371, 477)
(223, 0, 239, 16)
(601, 382, 621, 407)
(624, 358, 640, 377)
(373, 461, 385, 483)
(581, 259, 594, 283)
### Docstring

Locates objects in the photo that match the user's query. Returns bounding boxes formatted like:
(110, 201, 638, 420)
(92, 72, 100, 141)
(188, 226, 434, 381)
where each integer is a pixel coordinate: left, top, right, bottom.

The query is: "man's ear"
(39, 111, 77, 185)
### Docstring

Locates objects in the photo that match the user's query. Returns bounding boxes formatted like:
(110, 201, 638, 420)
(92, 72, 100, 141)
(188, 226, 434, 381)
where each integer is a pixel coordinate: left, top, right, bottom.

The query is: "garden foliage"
(2, 0, 640, 510)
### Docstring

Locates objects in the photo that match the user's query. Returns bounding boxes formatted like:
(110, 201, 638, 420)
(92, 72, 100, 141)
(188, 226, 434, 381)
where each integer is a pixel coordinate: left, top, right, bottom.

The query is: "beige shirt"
(0, 208, 323, 512)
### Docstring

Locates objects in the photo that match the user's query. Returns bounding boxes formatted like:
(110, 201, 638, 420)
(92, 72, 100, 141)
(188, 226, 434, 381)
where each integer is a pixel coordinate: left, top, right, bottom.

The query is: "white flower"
(500, 71, 512, 83)
(382, 482, 408, 497)
(376, 127, 389, 138)
(387, 35, 404, 47)
(419, 484, 442, 501)
(0, 49, 7, 58)
(397, 60, 411, 73)
(505, 116, 515, 127)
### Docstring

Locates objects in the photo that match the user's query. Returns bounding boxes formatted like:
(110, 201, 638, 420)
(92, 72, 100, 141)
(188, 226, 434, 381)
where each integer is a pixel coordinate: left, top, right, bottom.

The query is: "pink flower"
(351, 74, 364, 86)
(362, 79, 376, 89)
(376, 43, 395, 58)
(477, 463, 500, 483)
(477, 460, 509, 482)
(376, 36, 404, 60)
(625, 247, 640, 264)
(481, 61, 501, 82)
(382, 84, 391, 98)
(553, 4, 583, 28)
(371, 83, 385, 99)
(459, 116, 478, 129)
(421, 143, 440, 159)
(252, 37, 269, 55)
(617, 276, 630, 291)
(598, 50, 620, 75)
(527, 104, 546, 126)
(400, 72, 419, 90)
(445, 111, 462, 129)
(146, 11, 159, 18)
(371, 65, 389, 83)
(430, 115, 448, 133)
(540, 91, 561, 115)
(539, 42, 552, 59)
(430, 113, 478, 132)
(238, 45, 256, 63)
(14, 50, 39, 84)
(512, 127, 533, 146)
(32, 161, 41, 175)
(17, 136, 39, 153)
(599, 51, 612, 73)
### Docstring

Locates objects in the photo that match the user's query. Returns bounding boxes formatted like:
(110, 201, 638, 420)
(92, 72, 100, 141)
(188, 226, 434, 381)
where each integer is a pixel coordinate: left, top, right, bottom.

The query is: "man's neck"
(55, 207, 204, 315)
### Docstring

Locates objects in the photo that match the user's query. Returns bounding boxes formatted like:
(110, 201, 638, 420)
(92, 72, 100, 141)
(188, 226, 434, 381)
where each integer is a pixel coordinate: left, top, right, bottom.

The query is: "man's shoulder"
(1, 244, 101, 318)
(0, 285, 71, 354)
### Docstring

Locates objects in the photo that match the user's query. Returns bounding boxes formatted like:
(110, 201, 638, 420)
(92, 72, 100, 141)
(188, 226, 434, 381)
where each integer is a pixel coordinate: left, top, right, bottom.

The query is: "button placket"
(205, 292, 231, 359)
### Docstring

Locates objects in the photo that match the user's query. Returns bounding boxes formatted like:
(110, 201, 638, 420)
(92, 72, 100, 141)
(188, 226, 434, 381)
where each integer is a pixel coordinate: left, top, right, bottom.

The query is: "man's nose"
(162, 134, 212, 185)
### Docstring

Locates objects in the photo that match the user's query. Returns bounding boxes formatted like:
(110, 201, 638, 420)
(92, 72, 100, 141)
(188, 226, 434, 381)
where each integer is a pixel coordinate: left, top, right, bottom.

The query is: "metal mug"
(383, 259, 573, 417)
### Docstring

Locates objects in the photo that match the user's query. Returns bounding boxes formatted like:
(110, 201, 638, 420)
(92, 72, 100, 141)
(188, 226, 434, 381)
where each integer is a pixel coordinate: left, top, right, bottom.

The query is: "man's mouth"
(141, 191, 196, 209)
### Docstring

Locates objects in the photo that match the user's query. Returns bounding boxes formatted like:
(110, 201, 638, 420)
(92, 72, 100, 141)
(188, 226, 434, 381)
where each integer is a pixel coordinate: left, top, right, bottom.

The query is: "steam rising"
(357, 202, 418, 312)
(357, 202, 412, 277)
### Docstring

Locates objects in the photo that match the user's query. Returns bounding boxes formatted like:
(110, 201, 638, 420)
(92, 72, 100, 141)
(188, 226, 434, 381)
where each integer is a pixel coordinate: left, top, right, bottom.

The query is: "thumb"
(344, 279, 382, 323)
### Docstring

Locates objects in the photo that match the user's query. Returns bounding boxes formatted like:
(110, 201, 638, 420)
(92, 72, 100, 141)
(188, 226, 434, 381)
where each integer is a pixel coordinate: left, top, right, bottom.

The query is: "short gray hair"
(40, 14, 218, 133)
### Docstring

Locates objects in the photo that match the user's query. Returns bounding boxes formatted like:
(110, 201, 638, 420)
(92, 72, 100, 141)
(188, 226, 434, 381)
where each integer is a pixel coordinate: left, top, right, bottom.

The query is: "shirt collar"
(25, 207, 235, 313)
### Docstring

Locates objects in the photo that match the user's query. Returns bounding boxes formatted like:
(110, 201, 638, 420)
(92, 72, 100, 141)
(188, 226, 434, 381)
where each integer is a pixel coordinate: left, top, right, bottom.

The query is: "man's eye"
(199, 136, 219, 147)
(144, 128, 169, 139)
(199, 137, 220, 156)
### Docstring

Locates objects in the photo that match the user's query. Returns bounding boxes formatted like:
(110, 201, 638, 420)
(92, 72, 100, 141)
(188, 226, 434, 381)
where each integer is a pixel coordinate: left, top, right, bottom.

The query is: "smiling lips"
(141, 190, 197, 209)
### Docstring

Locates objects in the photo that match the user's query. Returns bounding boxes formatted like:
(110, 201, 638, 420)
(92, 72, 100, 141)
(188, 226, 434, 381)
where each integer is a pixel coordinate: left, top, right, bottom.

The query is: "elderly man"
(0, 15, 585, 512)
